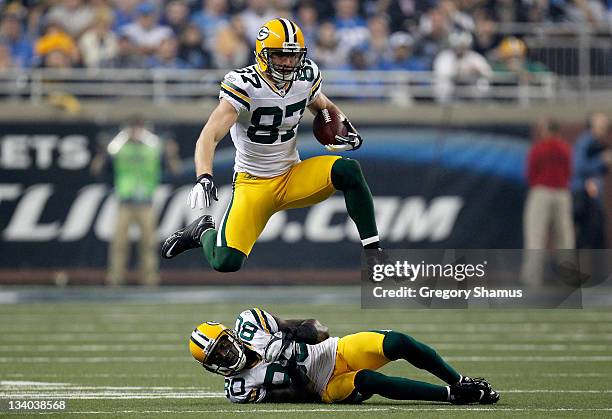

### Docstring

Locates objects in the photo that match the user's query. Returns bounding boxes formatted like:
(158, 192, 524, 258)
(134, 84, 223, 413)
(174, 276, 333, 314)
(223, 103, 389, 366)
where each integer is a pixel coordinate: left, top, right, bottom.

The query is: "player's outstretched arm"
(189, 99, 238, 209)
(272, 315, 329, 344)
(194, 98, 238, 177)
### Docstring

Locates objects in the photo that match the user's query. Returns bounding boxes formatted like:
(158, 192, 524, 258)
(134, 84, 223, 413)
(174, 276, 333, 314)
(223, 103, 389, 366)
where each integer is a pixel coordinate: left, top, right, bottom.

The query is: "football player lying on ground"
(189, 308, 500, 404)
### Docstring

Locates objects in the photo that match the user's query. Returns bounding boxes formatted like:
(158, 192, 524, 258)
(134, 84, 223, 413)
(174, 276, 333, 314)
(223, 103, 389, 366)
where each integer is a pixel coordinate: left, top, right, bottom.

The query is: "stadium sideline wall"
(1, 102, 611, 285)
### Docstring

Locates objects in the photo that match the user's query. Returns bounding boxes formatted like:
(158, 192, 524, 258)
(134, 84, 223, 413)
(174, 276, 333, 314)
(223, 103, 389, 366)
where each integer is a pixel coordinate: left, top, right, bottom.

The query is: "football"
(313, 108, 348, 146)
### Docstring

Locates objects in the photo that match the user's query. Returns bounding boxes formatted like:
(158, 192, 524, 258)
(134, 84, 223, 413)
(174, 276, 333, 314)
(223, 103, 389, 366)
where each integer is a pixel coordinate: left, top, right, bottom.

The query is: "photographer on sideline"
(90, 115, 181, 286)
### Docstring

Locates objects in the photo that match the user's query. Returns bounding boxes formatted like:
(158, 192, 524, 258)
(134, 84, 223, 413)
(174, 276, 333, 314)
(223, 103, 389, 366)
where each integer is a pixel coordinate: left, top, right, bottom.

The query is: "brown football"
(313, 108, 348, 146)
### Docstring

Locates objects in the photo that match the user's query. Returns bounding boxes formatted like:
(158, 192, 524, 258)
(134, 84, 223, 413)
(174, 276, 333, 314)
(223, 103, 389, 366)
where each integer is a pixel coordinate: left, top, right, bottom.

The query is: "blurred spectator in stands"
(122, 2, 172, 56)
(214, 15, 250, 68)
(334, 0, 369, 51)
(525, 0, 556, 22)
(241, 0, 276, 45)
(433, 31, 492, 103)
(272, 0, 293, 19)
(42, 48, 73, 69)
(296, 3, 319, 47)
(379, 32, 428, 71)
(0, 41, 16, 69)
(90, 115, 181, 287)
(163, 0, 190, 35)
(39, 47, 82, 114)
(492, 36, 547, 81)
(472, 10, 502, 57)
(572, 112, 612, 248)
(146, 36, 188, 69)
(366, 15, 391, 65)
(191, 0, 229, 51)
(455, 0, 485, 16)
(79, 8, 118, 68)
(103, 34, 144, 68)
(311, 22, 349, 69)
(364, 0, 422, 33)
(342, 46, 373, 71)
(338, 45, 386, 100)
(0, 13, 33, 68)
(45, 0, 95, 39)
(559, 0, 606, 24)
(178, 23, 213, 69)
(521, 117, 574, 286)
(486, 0, 529, 23)
(416, 6, 450, 67)
(35, 21, 79, 66)
(438, 0, 474, 33)
(113, 0, 140, 30)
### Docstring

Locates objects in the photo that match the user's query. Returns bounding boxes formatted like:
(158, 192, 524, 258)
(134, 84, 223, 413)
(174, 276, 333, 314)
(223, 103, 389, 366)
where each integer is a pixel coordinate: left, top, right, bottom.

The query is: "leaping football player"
(161, 18, 379, 271)
(188, 308, 500, 404)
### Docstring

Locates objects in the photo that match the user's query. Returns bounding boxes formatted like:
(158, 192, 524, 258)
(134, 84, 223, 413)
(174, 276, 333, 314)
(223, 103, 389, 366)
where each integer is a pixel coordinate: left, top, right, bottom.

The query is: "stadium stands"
(0, 0, 610, 103)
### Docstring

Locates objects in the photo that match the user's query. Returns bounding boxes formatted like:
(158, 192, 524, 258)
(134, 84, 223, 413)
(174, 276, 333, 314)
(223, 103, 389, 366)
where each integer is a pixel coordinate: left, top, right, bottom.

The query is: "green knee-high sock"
(383, 331, 461, 385)
(200, 229, 218, 265)
(200, 230, 246, 272)
(331, 159, 378, 245)
(355, 369, 448, 401)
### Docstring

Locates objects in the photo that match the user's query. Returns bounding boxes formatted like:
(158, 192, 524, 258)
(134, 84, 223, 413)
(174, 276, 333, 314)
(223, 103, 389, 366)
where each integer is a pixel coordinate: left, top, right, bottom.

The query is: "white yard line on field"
(30, 407, 612, 415)
(0, 357, 187, 363)
(2, 373, 199, 379)
(3, 387, 612, 400)
(0, 344, 178, 352)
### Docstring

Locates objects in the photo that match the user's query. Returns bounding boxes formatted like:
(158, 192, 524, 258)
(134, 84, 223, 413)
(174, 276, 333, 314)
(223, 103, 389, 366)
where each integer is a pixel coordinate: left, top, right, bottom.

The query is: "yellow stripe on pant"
(218, 155, 341, 256)
(322, 332, 389, 403)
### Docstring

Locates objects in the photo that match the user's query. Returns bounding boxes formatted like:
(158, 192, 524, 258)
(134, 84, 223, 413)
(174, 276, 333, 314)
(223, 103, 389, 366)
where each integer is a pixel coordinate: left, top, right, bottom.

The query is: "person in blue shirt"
(572, 112, 612, 248)
(191, 0, 228, 50)
(0, 14, 33, 68)
(378, 32, 429, 72)
(334, 0, 369, 51)
(146, 36, 188, 69)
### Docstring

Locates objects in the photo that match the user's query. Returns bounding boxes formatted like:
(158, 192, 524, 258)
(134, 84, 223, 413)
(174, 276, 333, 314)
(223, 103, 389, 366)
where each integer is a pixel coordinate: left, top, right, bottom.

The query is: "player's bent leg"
(381, 331, 500, 404)
(200, 229, 246, 272)
(382, 331, 461, 385)
(330, 158, 379, 248)
(336, 331, 390, 371)
(354, 369, 449, 402)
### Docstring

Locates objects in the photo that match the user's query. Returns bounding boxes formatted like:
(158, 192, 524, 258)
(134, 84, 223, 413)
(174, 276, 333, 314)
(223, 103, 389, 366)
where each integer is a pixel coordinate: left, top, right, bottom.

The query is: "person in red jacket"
(521, 117, 574, 286)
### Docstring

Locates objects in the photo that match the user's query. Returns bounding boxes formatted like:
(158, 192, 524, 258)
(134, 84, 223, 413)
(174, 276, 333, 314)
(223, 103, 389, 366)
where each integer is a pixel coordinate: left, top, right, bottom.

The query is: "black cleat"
(161, 215, 215, 259)
(449, 377, 500, 405)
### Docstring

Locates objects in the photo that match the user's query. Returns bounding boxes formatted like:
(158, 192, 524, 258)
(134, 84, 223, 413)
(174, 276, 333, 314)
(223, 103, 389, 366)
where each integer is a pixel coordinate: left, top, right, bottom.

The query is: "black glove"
(188, 174, 218, 209)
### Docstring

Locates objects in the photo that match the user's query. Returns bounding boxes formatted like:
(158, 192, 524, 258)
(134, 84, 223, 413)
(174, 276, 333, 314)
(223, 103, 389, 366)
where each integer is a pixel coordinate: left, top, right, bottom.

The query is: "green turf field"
(1, 291, 611, 418)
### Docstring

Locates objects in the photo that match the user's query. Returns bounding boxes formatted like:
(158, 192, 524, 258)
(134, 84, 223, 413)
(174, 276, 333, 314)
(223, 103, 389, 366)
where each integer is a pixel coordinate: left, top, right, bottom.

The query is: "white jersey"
(223, 308, 338, 403)
(219, 60, 323, 178)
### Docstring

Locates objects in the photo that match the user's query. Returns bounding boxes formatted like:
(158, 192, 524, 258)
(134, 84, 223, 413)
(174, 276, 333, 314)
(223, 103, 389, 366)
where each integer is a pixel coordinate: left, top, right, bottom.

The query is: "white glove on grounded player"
(188, 174, 218, 209)
(263, 332, 295, 363)
(325, 117, 363, 152)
